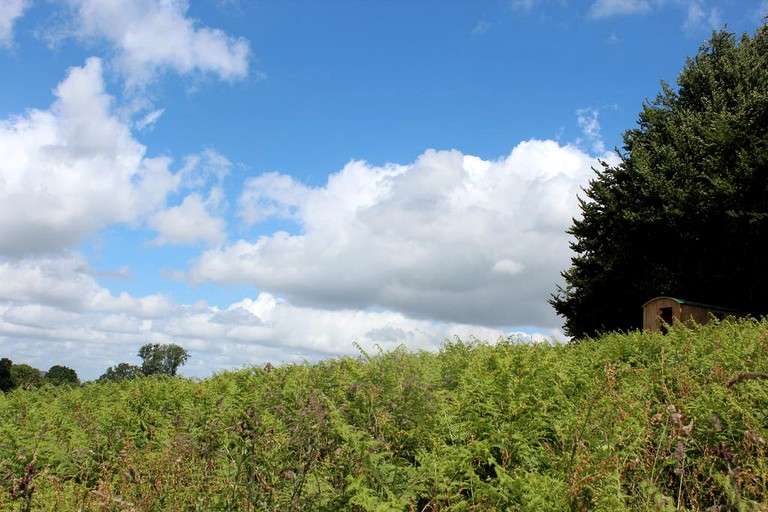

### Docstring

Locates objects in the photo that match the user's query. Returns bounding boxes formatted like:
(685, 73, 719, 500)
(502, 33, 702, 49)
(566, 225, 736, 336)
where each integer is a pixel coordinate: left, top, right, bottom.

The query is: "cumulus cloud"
(0, 0, 29, 47)
(149, 188, 226, 246)
(0, 254, 550, 380)
(192, 142, 600, 329)
(0, 57, 178, 257)
(63, 0, 250, 86)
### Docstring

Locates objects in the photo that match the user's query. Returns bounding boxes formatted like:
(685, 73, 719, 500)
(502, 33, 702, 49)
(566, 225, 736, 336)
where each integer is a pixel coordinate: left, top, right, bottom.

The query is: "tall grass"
(1, 319, 766, 510)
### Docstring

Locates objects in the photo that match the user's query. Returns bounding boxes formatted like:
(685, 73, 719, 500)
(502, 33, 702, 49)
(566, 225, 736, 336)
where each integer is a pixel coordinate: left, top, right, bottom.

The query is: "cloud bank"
(0, 254, 535, 380)
(193, 141, 600, 328)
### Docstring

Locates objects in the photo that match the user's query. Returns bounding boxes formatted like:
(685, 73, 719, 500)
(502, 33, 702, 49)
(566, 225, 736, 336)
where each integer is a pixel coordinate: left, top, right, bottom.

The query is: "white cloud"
(0, 57, 178, 257)
(238, 171, 312, 226)
(0, 0, 30, 47)
(0, 254, 173, 316)
(135, 108, 164, 130)
(0, 254, 555, 380)
(683, 1, 722, 33)
(471, 20, 491, 36)
(492, 259, 525, 276)
(178, 148, 232, 190)
(589, 0, 651, 18)
(192, 142, 600, 329)
(63, 0, 250, 86)
(755, 2, 768, 23)
(576, 107, 607, 155)
(149, 189, 226, 246)
(510, 0, 541, 10)
(589, 0, 727, 29)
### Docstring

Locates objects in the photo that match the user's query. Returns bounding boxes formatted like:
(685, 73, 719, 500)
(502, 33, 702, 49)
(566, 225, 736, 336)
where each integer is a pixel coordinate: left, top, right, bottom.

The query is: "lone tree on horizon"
(551, 22, 768, 338)
(138, 342, 190, 377)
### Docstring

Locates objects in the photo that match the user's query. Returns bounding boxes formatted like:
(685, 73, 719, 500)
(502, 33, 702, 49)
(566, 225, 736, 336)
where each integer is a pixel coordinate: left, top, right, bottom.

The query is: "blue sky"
(1, 0, 765, 380)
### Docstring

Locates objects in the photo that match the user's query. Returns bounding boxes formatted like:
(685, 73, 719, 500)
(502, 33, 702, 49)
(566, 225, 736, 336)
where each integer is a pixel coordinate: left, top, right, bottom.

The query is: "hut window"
(659, 307, 674, 334)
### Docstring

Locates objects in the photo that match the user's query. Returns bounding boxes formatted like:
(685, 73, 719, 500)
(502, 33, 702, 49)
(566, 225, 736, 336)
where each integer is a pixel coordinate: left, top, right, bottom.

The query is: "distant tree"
(10, 364, 44, 390)
(138, 343, 190, 377)
(0, 358, 13, 392)
(97, 362, 142, 383)
(45, 365, 80, 386)
(551, 23, 768, 338)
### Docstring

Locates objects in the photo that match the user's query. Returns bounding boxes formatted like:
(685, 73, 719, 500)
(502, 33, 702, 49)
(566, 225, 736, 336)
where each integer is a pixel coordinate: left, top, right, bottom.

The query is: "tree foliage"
(97, 362, 142, 383)
(9, 364, 44, 390)
(0, 358, 13, 392)
(45, 365, 79, 387)
(138, 343, 190, 377)
(551, 23, 768, 338)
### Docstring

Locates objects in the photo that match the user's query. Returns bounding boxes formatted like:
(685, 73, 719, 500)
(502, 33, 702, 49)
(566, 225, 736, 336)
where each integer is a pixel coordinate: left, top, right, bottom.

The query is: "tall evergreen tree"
(551, 23, 768, 338)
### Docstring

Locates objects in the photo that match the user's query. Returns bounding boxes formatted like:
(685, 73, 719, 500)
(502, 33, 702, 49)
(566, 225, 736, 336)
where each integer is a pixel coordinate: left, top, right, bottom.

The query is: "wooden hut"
(642, 296, 744, 333)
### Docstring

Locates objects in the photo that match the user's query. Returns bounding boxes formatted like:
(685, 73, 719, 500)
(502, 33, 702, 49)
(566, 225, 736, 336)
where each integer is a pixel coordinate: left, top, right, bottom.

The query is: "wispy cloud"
(683, 2, 723, 33)
(471, 20, 491, 35)
(576, 107, 605, 154)
(0, 0, 31, 47)
(509, 0, 540, 11)
(135, 108, 164, 131)
(589, 0, 651, 18)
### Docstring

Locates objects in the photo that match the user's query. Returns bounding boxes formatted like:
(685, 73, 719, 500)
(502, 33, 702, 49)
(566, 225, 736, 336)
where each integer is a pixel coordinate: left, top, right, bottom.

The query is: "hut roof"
(642, 296, 745, 314)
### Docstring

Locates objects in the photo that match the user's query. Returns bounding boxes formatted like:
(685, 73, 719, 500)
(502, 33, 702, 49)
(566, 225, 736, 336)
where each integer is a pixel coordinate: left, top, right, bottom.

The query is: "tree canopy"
(138, 343, 190, 377)
(45, 365, 80, 386)
(96, 343, 190, 382)
(97, 362, 142, 383)
(0, 358, 13, 392)
(551, 23, 768, 339)
(10, 363, 44, 390)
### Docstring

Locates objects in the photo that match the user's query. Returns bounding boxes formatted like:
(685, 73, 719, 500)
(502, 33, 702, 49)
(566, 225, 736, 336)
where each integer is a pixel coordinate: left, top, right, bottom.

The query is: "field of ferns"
(1, 319, 767, 511)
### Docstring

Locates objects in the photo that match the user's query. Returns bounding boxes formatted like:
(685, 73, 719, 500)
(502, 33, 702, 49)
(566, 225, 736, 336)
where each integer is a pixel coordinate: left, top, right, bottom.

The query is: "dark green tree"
(138, 343, 190, 377)
(10, 363, 44, 390)
(551, 23, 768, 338)
(0, 358, 13, 392)
(97, 362, 142, 382)
(45, 365, 80, 386)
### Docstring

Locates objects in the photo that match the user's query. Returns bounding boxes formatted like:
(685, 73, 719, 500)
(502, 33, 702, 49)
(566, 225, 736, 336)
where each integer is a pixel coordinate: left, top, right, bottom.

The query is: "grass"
(1, 318, 767, 510)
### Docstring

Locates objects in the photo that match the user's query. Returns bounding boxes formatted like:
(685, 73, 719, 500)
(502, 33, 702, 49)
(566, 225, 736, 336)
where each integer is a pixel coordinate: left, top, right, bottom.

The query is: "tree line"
(0, 343, 189, 391)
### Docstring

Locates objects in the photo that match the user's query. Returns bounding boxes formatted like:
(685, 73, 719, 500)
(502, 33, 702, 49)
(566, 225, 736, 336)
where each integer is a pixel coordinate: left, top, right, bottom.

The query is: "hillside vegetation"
(1, 320, 767, 511)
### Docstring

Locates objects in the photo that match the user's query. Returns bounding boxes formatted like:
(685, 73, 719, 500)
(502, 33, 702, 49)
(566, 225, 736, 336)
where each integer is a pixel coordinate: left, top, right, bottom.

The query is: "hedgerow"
(1, 319, 766, 510)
